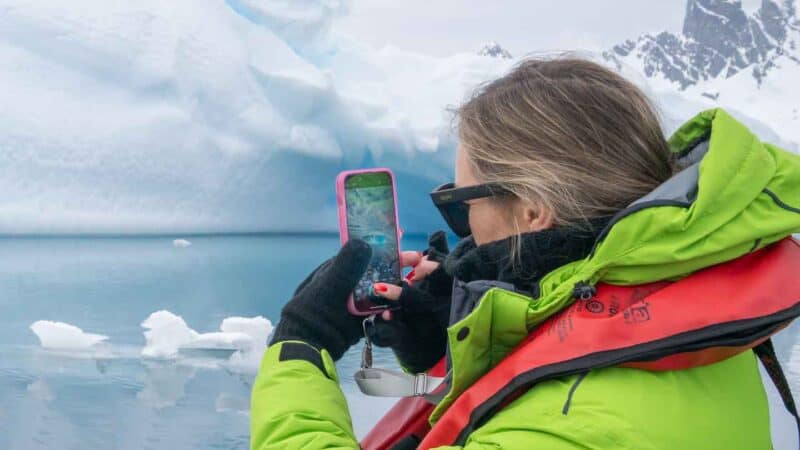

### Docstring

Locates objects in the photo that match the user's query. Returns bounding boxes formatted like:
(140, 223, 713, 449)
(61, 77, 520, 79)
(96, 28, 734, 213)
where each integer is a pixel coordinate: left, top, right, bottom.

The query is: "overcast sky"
(337, 0, 763, 57)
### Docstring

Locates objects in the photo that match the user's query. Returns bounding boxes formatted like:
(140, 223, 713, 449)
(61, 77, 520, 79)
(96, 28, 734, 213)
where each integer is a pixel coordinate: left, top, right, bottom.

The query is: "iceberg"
(221, 316, 274, 371)
(172, 239, 192, 248)
(0, 0, 512, 235)
(140, 310, 272, 371)
(141, 310, 199, 358)
(30, 320, 109, 350)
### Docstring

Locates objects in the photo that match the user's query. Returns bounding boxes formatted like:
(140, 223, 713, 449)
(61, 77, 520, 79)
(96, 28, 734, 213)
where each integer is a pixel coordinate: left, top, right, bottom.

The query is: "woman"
(250, 57, 800, 449)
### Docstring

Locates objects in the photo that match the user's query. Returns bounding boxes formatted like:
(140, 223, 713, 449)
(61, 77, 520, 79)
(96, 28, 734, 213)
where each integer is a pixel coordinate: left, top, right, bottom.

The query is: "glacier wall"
(0, 0, 511, 234)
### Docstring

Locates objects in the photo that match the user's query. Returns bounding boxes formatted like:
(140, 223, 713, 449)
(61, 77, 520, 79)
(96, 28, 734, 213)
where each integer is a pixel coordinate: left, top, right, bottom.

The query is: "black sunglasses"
(429, 182, 512, 238)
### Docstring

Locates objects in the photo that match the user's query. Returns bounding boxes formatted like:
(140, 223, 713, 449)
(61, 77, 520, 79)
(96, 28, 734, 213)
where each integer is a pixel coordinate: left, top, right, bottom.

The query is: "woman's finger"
(400, 251, 423, 268)
(408, 259, 440, 281)
(372, 282, 402, 301)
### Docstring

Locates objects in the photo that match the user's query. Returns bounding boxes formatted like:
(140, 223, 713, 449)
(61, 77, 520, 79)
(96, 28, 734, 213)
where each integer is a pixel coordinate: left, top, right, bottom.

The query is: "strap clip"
(573, 281, 596, 300)
(413, 373, 429, 396)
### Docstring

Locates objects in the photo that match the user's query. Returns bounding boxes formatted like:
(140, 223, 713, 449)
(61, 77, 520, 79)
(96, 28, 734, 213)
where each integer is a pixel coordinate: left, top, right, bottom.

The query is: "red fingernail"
(374, 283, 388, 292)
(405, 270, 416, 280)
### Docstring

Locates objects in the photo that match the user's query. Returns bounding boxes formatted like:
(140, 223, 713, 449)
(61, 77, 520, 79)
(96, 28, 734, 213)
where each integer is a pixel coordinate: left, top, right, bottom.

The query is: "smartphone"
(336, 168, 403, 316)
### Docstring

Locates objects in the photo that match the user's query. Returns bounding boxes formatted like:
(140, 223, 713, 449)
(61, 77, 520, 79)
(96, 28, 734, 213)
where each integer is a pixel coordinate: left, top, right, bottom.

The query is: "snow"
(29, 320, 109, 350)
(607, 42, 799, 152)
(692, 0, 733, 23)
(478, 41, 513, 59)
(0, 0, 511, 235)
(680, 54, 800, 149)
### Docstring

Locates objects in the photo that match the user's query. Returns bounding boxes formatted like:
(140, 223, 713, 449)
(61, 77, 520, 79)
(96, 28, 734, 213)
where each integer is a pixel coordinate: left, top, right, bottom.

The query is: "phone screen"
(345, 172, 401, 310)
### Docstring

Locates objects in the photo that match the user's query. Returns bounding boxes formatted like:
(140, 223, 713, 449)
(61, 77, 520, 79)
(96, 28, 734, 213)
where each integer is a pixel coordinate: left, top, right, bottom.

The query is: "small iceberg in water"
(141, 310, 273, 369)
(30, 320, 109, 350)
(218, 316, 274, 371)
(141, 310, 199, 358)
(29, 311, 273, 374)
(179, 332, 251, 359)
(172, 239, 192, 248)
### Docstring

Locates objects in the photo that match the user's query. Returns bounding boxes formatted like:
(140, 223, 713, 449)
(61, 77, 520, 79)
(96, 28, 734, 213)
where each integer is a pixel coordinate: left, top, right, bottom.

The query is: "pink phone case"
(336, 168, 403, 316)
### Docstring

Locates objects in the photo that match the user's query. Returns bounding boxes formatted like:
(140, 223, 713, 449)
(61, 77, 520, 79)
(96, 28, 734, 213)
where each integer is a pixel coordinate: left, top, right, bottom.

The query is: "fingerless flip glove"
(270, 239, 372, 361)
(367, 231, 453, 373)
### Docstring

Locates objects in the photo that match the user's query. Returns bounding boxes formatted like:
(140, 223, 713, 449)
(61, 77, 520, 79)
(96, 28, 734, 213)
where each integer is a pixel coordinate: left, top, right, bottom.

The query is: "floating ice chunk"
(141, 310, 199, 358)
(220, 316, 273, 346)
(181, 316, 273, 362)
(172, 239, 192, 248)
(221, 316, 273, 372)
(182, 331, 254, 351)
(140, 310, 273, 365)
(30, 320, 109, 350)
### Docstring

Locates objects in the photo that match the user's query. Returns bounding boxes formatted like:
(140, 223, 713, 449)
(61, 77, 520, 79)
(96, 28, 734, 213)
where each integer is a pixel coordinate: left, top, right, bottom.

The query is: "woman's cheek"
(469, 205, 495, 244)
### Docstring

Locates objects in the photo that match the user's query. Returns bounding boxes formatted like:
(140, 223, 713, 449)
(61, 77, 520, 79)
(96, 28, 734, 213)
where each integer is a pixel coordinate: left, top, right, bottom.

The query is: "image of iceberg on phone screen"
(336, 169, 402, 316)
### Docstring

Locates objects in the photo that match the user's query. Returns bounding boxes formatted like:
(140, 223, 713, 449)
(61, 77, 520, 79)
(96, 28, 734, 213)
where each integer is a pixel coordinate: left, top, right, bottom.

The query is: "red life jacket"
(361, 237, 800, 450)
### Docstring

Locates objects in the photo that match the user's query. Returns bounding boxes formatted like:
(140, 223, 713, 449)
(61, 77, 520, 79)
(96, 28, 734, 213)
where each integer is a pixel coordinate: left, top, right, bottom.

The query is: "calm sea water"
(0, 235, 426, 450)
(0, 235, 798, 449)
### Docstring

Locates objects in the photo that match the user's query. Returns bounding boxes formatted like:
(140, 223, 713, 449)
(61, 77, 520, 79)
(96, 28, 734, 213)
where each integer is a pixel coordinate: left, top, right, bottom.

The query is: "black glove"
(270, 239, 372, 361)
(367, 231, 453, 373)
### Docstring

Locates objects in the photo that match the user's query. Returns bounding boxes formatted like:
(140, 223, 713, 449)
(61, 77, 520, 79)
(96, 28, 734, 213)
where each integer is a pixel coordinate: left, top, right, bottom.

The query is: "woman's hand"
(269, 239, 372, 361)
(367, 231, 453, 373)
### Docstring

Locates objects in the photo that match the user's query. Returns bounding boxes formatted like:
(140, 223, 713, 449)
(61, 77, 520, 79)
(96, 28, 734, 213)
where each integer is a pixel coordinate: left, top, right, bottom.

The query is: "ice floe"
(30, 320, 109, 350)
(172, 239, 192, 248)
(140, 310, 272, 371)
(30, 311, 272, 375)
(220, 316, 273, 371)
(141, 310, 199, 358)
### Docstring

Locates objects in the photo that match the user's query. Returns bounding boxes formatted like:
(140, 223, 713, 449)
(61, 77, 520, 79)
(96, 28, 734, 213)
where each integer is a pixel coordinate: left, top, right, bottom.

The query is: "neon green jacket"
(251, 109, 800, 449)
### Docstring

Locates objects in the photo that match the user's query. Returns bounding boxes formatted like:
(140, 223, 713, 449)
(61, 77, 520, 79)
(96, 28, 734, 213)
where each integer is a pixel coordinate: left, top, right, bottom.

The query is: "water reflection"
(215, 393, 249, 414)
(138, 361, 197, 409)
(26, 379, 54, 402)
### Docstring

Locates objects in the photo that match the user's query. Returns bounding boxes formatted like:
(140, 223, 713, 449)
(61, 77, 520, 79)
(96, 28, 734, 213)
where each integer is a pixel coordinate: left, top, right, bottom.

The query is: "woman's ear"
(521, 202, 554, 232)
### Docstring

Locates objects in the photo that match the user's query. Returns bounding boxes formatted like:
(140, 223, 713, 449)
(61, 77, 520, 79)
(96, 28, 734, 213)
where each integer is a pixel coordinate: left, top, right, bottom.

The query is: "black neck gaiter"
(442, 216, 613, 296)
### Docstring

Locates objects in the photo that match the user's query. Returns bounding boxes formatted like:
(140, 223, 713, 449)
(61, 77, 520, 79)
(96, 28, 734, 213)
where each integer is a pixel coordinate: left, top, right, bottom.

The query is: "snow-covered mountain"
(605, 0, 800, 147)
(478, 42, 513, 59)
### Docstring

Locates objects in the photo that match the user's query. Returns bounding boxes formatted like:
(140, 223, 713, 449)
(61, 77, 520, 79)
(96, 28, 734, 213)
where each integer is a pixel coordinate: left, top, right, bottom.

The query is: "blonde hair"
(457, 55, 675, 235)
